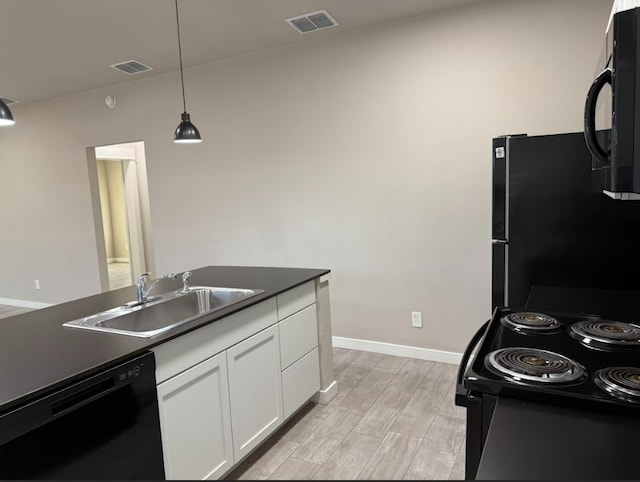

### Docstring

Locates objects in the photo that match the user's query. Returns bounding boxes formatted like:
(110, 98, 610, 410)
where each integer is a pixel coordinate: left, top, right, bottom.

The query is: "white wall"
(0, 0, 611, 352)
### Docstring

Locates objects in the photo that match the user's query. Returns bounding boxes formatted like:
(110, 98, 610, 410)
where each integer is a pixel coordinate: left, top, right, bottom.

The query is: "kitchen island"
(0, 265, 335, 479)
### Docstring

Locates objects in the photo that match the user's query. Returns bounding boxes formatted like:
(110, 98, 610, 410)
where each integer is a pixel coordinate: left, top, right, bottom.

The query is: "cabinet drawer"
(152, 298, 277, 383)
(282, 347, 320, 420)
(279, 304, 318, 370)
(276, 281, 315, 320)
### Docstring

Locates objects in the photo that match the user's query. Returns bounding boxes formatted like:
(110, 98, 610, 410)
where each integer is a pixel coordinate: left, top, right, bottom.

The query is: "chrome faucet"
(135, 272, 178, 304)
(181, 271, 192, 292)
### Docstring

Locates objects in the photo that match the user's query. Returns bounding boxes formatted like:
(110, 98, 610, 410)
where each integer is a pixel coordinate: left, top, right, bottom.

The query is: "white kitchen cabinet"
(282, 347, 320, 419)
(156, 351, 233, 480)
(277, 284, 320, 420)
(152, 280, 326, 479)
(226, 324, 283, 462)
(152, 299, 278, 384)
(279, 304, 318, 370)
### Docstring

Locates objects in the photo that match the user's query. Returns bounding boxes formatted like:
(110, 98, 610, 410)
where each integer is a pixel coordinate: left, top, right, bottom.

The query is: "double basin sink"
(63, 286, 264, 338)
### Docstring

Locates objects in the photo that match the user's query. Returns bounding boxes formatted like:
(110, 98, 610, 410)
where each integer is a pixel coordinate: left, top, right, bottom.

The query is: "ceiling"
(1, 0, 483, 106)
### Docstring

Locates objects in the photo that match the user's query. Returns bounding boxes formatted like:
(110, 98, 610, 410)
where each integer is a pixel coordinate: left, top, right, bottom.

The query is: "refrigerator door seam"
(504, 243, 509, 306)
(503, 136, 511, 306)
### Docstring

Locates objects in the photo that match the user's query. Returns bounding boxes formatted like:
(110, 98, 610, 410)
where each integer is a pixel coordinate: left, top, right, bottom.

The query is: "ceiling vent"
(287, 10, 338, 34)
(110, 60, 154, 75)
(0, 97, 17, 105)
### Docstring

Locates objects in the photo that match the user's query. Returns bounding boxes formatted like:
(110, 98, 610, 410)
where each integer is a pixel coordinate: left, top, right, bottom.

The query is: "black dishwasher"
(0, 351, 164, 479)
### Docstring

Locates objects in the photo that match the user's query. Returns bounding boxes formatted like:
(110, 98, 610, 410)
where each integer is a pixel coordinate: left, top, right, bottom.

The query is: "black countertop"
(476, 397, 640, 479)
(0, 266, 329, 414)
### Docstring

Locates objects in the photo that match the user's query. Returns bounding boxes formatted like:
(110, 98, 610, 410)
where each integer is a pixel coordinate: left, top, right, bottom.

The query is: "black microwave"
(584, 6, 640, 198)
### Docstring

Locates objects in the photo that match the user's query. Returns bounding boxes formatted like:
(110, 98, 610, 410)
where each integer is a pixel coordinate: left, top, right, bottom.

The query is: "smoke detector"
(110, 60, 154, 75)
(286, 10, 338, 33)
(105, 95, 117, 109)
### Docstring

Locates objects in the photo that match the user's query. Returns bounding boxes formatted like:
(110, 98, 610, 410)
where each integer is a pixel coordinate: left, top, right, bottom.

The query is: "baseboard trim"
(312, 380, 337, 405)
(108, 258, 130, 264)
(0, 297, 53, 309)
(333, 336, 462, 365)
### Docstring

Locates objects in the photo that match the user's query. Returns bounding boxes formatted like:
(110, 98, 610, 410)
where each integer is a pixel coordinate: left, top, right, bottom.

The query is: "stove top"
(464, 308, 640, 413)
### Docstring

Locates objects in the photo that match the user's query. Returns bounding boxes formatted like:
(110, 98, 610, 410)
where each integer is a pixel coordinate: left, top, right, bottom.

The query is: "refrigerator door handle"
(492, 239, 508, 245)
(584, 68, 612, 166)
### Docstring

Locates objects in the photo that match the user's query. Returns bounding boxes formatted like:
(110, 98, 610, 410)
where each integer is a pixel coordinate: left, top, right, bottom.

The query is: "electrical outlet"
(411, 311, 422, 328)
(35, 279, 40, 290)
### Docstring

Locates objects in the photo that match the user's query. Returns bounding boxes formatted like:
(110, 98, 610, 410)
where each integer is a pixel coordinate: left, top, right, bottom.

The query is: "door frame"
(87, 141, 155, 292)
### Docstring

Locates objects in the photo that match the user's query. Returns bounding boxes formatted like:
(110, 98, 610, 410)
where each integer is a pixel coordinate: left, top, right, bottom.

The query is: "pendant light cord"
(175, 0, 187, 113)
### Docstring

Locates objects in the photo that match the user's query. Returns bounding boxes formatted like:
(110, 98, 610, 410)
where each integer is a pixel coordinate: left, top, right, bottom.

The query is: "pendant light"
(0, 98, 15, 127)
(173, 0, 201, 143)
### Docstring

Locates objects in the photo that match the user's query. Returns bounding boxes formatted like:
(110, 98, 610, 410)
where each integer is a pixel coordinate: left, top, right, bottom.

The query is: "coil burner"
(595, 367, 640, 403)
(501, 312, 562, 334)
(485, 347, 586, 384)
(569, 320, 640, 350)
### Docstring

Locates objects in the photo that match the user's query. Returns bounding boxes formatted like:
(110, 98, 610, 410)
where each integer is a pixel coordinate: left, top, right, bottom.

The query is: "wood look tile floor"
(227, 348, 466, 480)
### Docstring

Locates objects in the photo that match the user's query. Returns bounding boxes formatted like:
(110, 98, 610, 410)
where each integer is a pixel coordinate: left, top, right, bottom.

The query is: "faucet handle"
(182, 271, 192, 292)
(134, 272, 152, 304)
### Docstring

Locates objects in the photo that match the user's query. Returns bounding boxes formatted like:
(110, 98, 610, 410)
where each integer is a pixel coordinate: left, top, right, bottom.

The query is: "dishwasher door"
(0, 351, 164, 479)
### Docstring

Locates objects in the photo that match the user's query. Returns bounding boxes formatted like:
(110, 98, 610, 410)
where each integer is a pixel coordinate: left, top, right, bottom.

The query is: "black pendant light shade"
(0, 98, 15, 127)
(174, 112, 202, 143)
(173, 0, 201, 143)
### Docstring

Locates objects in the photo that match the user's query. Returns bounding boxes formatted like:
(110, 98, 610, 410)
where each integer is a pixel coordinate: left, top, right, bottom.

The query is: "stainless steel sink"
(62, 286, 264, 338)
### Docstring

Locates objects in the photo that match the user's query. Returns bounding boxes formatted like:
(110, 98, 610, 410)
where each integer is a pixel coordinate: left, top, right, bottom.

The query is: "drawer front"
(276, 281, 315, 320)
(282, 347, 320, 420)
(279, 304, 318, 370)
(152, 298, 277, 383)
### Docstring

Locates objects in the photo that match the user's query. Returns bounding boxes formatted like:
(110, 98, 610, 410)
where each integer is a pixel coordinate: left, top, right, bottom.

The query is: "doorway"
(87, 141, 155, 292)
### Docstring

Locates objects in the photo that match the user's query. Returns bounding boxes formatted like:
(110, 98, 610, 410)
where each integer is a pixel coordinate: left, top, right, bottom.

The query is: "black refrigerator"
(492, 132, 640, 320)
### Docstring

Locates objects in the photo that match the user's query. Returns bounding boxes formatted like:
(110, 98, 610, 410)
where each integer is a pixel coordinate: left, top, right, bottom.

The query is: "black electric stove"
(456, 307, 640, 479)
(465, 308, 640, 412)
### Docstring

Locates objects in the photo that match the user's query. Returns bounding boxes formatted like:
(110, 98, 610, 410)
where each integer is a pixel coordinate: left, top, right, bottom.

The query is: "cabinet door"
(226, 325, 283, 462)
(157, 352, 233, 480)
